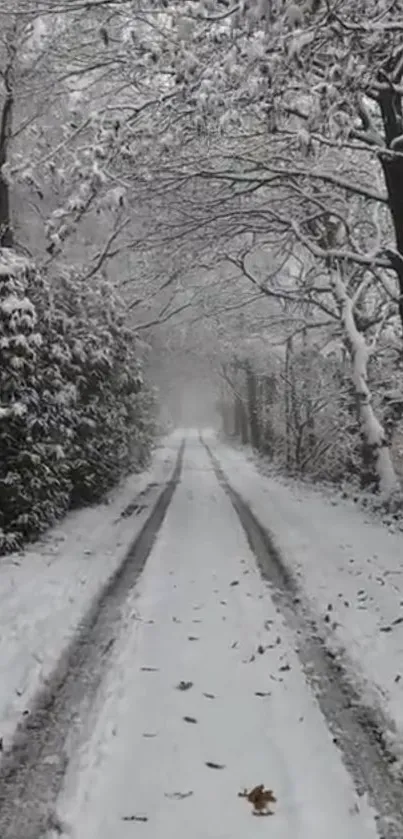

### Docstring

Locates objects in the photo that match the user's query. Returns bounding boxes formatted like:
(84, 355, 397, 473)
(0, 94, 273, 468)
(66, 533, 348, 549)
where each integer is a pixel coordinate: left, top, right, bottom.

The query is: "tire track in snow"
(0, 440, 185, 839)
(202, 435, 403, 839)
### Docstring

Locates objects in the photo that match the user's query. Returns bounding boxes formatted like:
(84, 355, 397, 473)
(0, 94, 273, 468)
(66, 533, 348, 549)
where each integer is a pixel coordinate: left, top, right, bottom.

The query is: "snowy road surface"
(0, 436, 179, 750)
(58, 434, 378, 839)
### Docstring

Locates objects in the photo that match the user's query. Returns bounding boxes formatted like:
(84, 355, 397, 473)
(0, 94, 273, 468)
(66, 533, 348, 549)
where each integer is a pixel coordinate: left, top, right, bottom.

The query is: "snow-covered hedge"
(0, 249, 156, 553)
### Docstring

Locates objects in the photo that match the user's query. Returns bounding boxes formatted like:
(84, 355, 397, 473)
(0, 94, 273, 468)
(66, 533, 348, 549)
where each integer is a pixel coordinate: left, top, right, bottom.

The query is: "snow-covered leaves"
(0, 250, 155, 553)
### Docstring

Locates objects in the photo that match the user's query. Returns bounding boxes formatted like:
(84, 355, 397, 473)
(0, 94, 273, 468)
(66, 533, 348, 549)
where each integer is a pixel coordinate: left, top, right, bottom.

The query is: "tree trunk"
(302, 322, 316, 465)
(261, 374, 275, 455)
(234, 393, 242, 437)
(379, 85, 403, 333)
(0, 54, 14, 248)
(238, 395, 249, 445)
(330, 266, 398, 500)
(245, 360, 260, 450)
(285, 337, 292, 469)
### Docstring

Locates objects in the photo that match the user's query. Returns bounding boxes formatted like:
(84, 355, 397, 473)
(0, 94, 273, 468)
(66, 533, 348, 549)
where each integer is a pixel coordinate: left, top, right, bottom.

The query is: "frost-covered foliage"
(0, 250, 155, 553)
(219, 338, 403, 495)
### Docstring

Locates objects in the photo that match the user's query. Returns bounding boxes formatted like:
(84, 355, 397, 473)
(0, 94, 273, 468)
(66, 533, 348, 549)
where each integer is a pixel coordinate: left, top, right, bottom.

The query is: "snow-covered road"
(58, 434, 378, 839)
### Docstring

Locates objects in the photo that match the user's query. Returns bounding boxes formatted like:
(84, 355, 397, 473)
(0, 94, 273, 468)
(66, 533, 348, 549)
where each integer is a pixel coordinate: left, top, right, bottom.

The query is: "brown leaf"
(239, 785, 276, 816)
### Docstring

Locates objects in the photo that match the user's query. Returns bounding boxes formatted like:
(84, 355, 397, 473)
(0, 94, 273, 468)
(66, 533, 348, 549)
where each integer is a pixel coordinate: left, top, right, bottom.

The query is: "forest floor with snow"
(0, 431, 403, 838)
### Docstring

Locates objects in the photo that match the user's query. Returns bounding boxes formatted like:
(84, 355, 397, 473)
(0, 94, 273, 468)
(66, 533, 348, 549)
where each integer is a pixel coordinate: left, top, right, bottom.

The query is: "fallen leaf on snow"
(255, 691, 271, 697)
(177, 681, 193, 691)
(142, 732, 157, 738)
(164, 791, 193, 800)
(183, 716, 198, 724)
(205, 761, 226, 770)
(279, 664, 291, 672)
(103, 638, 115, 655)
(188, 636, 199, 641)
(392, 616, 403, 627)
(239, 785, 276, 816)
(230, 580, 239, 587)
(203, 692, 215, 699)
(122, 815, 149, 822)
(140, 667, 159, 672)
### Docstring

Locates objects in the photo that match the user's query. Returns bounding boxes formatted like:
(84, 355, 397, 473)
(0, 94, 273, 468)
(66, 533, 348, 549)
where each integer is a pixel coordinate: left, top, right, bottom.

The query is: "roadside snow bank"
(0, 434, 181, 749)
(210, 435, 403, 756)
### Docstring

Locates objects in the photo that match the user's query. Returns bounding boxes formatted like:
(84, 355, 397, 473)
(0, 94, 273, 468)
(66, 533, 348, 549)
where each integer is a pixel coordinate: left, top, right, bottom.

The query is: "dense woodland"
(1, 0, 403, 550)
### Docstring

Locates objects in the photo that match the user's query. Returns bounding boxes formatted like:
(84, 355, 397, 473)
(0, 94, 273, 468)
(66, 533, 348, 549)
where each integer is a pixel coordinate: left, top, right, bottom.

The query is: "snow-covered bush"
(0, 252, 71, 551)
(0, 250, 156, 553)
